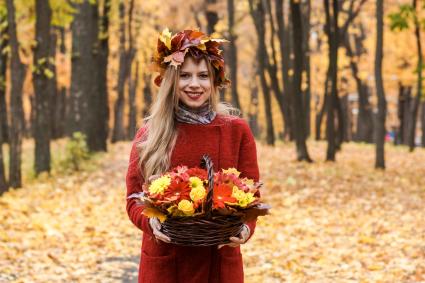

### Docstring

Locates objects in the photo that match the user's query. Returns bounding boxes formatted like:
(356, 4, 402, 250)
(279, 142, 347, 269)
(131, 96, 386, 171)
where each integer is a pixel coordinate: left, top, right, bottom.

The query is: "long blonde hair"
(138, 57, 238, 180)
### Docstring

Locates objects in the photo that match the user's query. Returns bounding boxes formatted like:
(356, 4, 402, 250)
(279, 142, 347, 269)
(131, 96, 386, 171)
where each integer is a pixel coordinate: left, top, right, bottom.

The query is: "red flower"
(213, 184, 237, 209)
(186, 167, 208, 180)
(164, 180, 191, 202)
(168, 166, 190, 182)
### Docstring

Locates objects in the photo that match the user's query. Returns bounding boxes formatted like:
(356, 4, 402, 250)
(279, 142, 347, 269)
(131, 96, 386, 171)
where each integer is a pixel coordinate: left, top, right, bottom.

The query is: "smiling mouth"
(185, 91, 203, 98)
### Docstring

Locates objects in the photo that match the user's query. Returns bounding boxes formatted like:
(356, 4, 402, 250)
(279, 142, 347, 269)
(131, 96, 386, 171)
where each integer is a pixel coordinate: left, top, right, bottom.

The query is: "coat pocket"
(139, 252, 176, 283)
(220, 254, 244, 283)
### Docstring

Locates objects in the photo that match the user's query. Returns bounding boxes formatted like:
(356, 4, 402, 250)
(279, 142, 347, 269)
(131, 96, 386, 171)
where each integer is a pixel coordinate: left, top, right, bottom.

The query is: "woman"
(126, 29, 260, 283)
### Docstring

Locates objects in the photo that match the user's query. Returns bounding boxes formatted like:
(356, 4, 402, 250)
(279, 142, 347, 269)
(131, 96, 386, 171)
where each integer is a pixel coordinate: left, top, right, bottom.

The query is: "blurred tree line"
(0, 0, 424, 193)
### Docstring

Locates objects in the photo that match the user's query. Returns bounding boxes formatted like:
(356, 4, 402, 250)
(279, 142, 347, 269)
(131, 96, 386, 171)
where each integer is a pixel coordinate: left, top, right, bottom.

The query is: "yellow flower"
(189, 177, 204, 189)
(178, 200, 195, 216)
(148, 175, 171, 195)
(232, 186, 245, 201)
(222, 168, 241, 177)
(232, 186, 256, 208)
(189, 177, 206, 202)
(190, 186, 206, 202)
(239, 192, 256, 208)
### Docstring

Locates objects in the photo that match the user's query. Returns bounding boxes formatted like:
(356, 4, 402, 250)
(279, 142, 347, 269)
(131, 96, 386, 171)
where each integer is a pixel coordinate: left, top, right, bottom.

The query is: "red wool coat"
(126, 114, 260, 283)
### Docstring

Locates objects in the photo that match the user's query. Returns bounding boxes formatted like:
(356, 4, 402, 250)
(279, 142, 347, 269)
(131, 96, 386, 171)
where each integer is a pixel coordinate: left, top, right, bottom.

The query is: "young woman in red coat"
(126, 29, 260, 283)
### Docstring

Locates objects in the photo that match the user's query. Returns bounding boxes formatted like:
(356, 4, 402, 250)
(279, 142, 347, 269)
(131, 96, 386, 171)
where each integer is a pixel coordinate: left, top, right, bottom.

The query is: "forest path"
(1, 141, 424, 282)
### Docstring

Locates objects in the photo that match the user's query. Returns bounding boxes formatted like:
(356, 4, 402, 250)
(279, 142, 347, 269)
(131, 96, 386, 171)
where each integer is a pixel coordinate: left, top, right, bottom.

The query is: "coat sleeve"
(125, 127, 153, 236)
(236, 119, 260, 241)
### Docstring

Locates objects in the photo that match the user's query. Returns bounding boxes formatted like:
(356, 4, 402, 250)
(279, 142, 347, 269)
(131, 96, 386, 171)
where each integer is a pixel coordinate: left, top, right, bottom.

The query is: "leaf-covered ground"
(1, 141, 424, 282)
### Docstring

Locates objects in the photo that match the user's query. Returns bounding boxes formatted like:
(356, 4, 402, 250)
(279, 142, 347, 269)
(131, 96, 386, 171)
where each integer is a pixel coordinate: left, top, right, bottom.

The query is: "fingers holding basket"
(149, 217, 171, 243)
(218, 224, 250, 249)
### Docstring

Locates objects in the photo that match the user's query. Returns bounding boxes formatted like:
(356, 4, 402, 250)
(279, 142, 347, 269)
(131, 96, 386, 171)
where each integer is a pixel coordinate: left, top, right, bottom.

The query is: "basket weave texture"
(161, 155, 244, 246)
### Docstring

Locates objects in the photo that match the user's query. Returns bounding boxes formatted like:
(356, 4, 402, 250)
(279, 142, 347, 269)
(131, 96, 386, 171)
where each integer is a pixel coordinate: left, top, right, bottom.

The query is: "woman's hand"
(218, 224, 250, 249)
(149, 217, 171, 243)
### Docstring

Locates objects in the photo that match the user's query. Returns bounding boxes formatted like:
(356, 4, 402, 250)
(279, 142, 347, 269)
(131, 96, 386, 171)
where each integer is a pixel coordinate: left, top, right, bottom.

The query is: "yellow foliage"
(142, 207, 167, 223)
(0, 140, 424, 281)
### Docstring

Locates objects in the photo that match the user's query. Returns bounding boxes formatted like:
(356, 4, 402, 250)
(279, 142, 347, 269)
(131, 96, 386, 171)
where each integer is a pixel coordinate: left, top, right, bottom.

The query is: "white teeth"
(186, 91, 202, 96)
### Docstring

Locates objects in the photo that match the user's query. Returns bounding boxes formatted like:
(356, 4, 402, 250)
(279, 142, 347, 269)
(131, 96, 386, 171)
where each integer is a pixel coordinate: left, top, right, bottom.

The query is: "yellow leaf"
(142, 207, 167, 223)
(358, 235, 377, 245)
(368, 264, 384, 271)
(44, 68, 54, 79)
(159, 28, 172, 50)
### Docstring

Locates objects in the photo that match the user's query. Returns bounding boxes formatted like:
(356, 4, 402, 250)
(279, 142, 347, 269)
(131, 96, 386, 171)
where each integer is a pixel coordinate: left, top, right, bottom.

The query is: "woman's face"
(177, 57, 212, 109)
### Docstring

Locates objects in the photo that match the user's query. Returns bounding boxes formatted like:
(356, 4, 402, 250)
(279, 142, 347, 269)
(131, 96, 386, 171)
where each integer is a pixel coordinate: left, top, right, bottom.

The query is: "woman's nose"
(188, 76, 201, 88)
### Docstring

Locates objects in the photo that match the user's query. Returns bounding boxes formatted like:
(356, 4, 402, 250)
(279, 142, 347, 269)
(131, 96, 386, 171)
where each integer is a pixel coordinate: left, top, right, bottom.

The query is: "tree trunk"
(142, 74, 152, 118)
(395, 84, 403, 145)
(7, 0, 26, 188)
(248, 59, 260, 138)
(56, 86, 66, 138)
(324, 0, 339, 161)
(48, 28, 60, 140)
(342, 31, 373, 142)
(69, 0, 99, 145)
(204, 0, 221, 101)
(375, 0, 387, 169)
(265, 0, 290, 140)
(0, 118, 6, 193)
(275, 0, 293, 140)
(227, 0, 241, 110)
(84, 1, 101, 152)
(112, 0, 134, 143)
(95, 0, 111, 151)
(341, 95, 352, 141)
(128, 60, 139, 139)
(248, 81, 260, 138)
(396, 84, 412, 145)
(302, 0, 311, 138)
(29, 95, 35, 138)
(290, 0, 312, 162)
(205, 0, 218, 35)
(33, 0, 52, 175)
(408, 0, 422, 152)
(248, 0, 275, 145)
(421, 101, 425, 147)
(335, 94, 345, 150)
(111, 0, 128, 143)
(403, 86, 412, 144)
(0, 11, 7, 192)
(0, 12, 8, 145)
(315, 75, 329, 140)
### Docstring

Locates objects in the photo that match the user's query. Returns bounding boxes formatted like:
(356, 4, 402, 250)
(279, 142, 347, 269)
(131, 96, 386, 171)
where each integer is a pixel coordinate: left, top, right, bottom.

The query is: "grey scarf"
(175, 102, 217, 124)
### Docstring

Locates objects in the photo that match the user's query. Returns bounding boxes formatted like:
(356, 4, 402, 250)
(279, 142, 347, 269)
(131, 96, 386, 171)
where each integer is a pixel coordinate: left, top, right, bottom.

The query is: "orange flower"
(164, 180, 191, 202)
(213, 184, 237, 209)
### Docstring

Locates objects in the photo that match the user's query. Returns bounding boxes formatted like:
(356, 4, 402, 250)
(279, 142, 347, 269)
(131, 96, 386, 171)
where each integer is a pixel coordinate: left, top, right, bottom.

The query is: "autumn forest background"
(0, 0, 424, 282)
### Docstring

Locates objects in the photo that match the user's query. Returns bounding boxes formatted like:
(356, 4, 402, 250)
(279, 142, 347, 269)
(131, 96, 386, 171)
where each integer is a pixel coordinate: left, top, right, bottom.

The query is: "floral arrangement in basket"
(130, 159, 269, 223)
(128, 155, 269, 246)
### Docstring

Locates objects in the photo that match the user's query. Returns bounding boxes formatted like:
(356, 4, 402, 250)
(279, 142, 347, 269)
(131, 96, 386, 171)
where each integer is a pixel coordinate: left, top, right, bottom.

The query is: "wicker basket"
(160, 155, 244, 246)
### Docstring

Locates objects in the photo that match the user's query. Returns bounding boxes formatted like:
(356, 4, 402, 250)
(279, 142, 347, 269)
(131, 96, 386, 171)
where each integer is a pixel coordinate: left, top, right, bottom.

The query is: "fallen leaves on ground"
(0, 141, 424, 282)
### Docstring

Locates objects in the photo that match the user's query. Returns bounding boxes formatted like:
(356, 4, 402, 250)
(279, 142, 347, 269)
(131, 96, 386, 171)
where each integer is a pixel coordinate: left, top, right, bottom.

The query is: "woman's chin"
(181, 98, 207, 109)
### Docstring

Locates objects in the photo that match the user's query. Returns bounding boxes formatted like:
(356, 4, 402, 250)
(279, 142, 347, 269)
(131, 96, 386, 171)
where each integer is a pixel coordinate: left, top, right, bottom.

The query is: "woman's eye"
(200, 74, 209, 79)
(180, 73, 190, 79)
